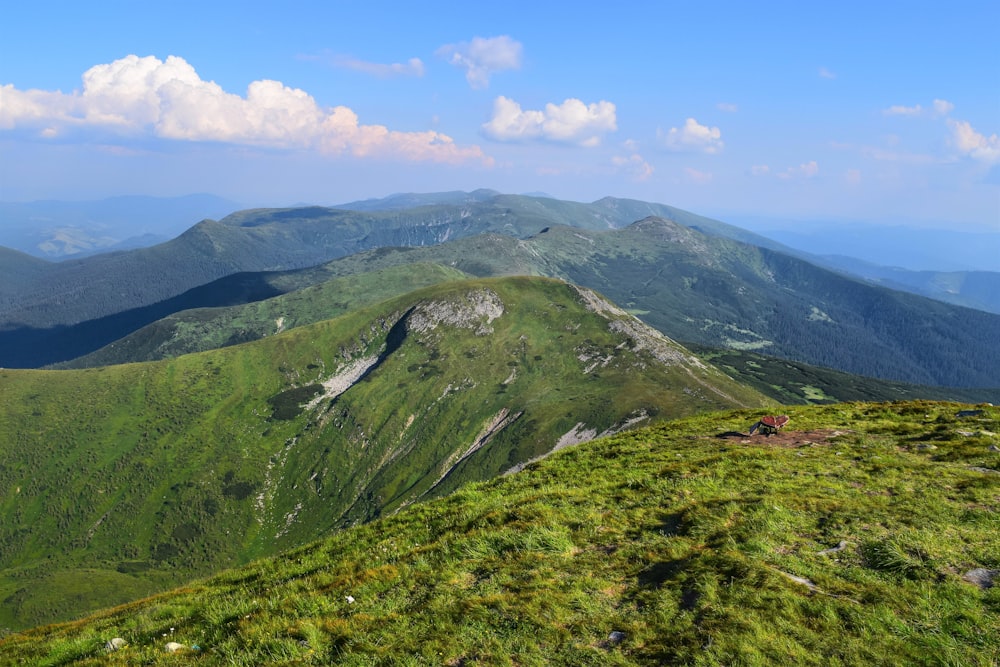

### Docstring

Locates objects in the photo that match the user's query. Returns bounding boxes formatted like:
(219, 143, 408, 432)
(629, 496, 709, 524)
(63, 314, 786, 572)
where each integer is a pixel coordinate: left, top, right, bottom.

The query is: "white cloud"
(932, 99, 955, 117)
(883, 104, 923, 116)
(659, 118, 723, 154)
(481, 96, 617, 146)
(683, 167, 713, 184)
(329, 56, 425, 78)
(716, 102, 738, 113)
(845, 168, 862, 185)
(612, 153, 654, 180)
(819, 67, 837, 79)
(0, 55, 489, 165)
(882, 98, 954, 118)
(750, 164, 770, 176)
(948, 119, 1000, 165)
(437, 35, 522, 89)
(777, 161, 819, 179)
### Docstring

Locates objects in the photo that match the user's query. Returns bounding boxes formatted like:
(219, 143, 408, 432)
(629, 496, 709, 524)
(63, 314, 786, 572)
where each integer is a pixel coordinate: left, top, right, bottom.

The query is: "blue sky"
(1, 0, 997, 230)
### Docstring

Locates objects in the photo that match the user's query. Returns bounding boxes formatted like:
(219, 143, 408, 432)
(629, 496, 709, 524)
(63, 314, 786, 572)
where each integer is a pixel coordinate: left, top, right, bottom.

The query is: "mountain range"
(2, 193, 997, 388)
(0, 191, 997, 652)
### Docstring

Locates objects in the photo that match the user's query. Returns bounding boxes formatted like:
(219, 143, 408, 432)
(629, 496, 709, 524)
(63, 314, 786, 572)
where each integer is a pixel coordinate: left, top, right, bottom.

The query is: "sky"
(1, 1, 998, 231)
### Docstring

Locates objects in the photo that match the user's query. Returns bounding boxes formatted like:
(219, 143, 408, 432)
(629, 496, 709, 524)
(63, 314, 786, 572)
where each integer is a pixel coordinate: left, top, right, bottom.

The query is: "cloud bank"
(437, 35, 522, 89)
(482, 96, 617, 147)
(0, 55, 488, 165)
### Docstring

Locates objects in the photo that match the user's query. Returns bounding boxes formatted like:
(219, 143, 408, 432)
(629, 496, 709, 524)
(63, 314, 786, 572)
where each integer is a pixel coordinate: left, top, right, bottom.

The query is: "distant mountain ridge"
(0, 194, 242, 259)
(806, 254, 1000, 315)
(45, 216, 1000, 389)
(2, 191, 999, 388)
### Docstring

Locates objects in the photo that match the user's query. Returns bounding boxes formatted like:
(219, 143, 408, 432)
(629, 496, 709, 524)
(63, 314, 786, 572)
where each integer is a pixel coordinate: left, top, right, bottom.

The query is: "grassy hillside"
(55, 263, 468, 368)
(3, 400, 997, 664)
(0, 277, 766, 630)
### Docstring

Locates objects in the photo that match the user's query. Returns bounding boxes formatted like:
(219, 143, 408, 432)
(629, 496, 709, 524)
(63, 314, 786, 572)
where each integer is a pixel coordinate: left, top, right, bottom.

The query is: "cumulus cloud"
(948, 119, 1000, 165)
(0, 55, 489, 165)
(612, 153, 654, 180)
(659, 118, 723, 154)
(328, 55, 425, 78)
(481, 96, 617, 146)
(437, 35, 522, 89)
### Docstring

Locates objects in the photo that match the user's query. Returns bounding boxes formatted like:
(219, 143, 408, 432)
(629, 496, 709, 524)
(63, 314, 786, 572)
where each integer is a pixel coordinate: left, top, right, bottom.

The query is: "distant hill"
(757, 223, 1000, 273)
(0, 276, 766, 630)
(3, 400, 997, 663)
(0, 194, 242, 259)
(53, 218, 1000, 388)
(807, 255, 1000, 315)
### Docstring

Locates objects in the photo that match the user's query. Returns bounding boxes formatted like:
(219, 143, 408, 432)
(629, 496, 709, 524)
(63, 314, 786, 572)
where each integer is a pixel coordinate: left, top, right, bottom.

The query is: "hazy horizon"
(1, 1, 997, 233)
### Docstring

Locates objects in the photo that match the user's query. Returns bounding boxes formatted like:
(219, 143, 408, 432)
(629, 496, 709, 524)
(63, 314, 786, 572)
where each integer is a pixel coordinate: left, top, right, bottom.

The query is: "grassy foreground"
(2, 401, 998, 665)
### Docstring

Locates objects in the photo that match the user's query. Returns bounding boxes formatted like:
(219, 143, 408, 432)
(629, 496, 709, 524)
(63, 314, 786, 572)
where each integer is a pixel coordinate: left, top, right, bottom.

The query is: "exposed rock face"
(408, 289, 504, 335)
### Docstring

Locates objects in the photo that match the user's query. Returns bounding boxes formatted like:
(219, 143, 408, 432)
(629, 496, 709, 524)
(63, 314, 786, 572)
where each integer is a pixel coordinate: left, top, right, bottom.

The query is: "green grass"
(2, 400, 996, 664)
(58, 262, 469, 368)
(0, 276, 766, 631)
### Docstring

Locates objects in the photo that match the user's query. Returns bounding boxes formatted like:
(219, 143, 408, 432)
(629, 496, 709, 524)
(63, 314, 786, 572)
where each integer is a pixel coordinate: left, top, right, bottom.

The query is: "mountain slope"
(3, 401, 996, 664)
(810, 255, 1000, 315)
(65, 218, 1000, 388)
(0, 192, 784, 335)
(52, 263, 468, 369)
(0, 276, 767, 629)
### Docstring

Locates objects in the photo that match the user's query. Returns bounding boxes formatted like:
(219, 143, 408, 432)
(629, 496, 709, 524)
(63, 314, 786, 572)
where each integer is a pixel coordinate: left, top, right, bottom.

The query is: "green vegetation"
(56, 263, 468, 368)
(0, 276, 765, 630)
(6, 192, 997, 390)
(692, 345, 998, 405)
(2, 401, 997, 664)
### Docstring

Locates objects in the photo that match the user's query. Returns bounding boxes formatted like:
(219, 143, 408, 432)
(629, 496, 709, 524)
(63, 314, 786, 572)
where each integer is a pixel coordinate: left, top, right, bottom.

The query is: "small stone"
(345, 595, 355, 604)
(962, 569, 997, 590)
(914, 443, 937, 451)
(165, 642, 185, 653)
(817, 540, 849, 556)
(105, 637, 126, 652)
(988, 445, 1000, 452)
(608, 630, 626, 644)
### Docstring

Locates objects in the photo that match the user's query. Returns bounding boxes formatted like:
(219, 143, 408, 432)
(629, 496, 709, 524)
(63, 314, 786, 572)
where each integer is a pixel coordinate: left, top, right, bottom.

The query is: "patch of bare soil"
(714, 428, 852, 448)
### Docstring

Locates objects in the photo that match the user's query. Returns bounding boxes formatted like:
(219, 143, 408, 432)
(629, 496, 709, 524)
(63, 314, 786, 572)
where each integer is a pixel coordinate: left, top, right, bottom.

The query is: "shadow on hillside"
(0, 272, 284, 368)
